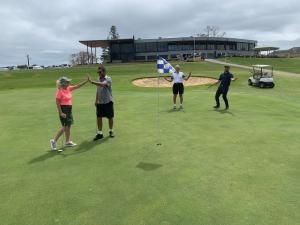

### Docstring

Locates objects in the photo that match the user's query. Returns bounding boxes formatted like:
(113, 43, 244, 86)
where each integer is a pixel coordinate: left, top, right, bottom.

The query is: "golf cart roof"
(252, 65, 272, 68)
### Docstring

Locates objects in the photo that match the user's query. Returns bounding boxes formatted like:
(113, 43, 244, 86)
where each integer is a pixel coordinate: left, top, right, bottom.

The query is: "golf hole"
(132, 76, 218, 87)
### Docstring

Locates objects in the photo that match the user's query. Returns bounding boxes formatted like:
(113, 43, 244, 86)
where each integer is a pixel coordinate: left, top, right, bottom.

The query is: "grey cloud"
(0, 0, 299, 66)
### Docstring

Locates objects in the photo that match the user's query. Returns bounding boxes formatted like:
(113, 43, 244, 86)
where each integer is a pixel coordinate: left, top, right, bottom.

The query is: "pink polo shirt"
(55, 86, 75, 105)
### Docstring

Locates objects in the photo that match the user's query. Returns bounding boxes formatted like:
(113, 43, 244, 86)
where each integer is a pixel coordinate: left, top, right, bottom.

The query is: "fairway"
(1, 61, 300, 225)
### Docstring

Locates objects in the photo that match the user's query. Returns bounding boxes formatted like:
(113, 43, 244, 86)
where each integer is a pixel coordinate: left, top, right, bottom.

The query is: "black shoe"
(225, 106, 229, 110)
(109, 131, 115, 138)
(93, 133, 104, 141)
(213, 105, 220, 109)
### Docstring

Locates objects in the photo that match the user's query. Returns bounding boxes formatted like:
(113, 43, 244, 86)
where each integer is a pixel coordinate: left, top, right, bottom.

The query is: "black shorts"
(59, 105, 73, 126)
(96, 102, 114, 118)
(173, 83, 184, 95)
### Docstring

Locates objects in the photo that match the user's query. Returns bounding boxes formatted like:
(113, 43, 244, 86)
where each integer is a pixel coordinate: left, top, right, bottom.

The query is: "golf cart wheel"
(269, 83, 275, 88)
(259, 82, 265, 88)
(248, 79, 253, 86)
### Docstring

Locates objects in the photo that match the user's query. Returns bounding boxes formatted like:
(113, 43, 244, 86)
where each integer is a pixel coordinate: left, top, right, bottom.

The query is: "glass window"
(145, 42, 157, 52)
(120, 43, 134, 53)
(110, 44, 120, 53)
(217, 45, 225, 50)
(135, 43, 146, 53)
(196, 44, 206, 50)
(207, 44, 215, 50)
(157, 42, 168, 52)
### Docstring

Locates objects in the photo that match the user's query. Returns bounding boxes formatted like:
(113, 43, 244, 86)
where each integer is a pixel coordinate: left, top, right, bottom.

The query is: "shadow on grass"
(28, 151, 62, 164)
(211, 108, 235, 116)
(28, 137, 109, 164)
(66, 137, 109, 156)
(165, 108, 185, 113)
(136, 162, 162, 171)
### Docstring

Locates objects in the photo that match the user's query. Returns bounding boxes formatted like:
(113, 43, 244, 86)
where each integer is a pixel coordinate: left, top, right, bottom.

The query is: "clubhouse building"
(79, 36, 257, 63)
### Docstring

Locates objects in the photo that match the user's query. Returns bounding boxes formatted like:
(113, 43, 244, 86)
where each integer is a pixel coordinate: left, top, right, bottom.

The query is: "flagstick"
(156, 72, 162, 146)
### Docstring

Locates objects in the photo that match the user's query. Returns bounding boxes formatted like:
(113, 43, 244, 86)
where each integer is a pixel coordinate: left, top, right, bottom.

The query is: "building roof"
(254, 46, 279, 51)
(135, 36, 257, 43)
(79, 40, 110, 48)
(79, 36, 257, 48)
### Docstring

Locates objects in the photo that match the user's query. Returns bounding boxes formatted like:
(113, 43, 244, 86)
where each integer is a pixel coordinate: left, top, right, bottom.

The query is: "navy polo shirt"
(219, 72, 234, 89)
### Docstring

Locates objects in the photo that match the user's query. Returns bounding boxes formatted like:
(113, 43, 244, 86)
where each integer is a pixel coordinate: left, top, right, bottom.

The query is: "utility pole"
(26, 54, 30, 68)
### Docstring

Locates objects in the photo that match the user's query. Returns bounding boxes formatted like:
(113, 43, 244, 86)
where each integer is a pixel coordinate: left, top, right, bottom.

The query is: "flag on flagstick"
(157, 56, 175, 74)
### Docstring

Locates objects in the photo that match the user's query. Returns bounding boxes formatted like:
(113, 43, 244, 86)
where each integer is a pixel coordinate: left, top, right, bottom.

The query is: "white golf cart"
(248, 65, 275, 88)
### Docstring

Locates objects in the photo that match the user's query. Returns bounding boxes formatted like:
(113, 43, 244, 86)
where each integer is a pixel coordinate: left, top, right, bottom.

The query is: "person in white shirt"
(164, 65, 191, 109)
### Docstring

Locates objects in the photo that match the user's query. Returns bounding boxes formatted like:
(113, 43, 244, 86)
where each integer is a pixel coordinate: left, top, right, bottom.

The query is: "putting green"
(0, 61, 299, 225)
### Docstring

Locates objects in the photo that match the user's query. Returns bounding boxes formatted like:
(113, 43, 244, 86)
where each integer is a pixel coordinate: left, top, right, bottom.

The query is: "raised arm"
(184, 72, 192, 81)
(89, 77, 110, 87)
(72, 78, 89, 90)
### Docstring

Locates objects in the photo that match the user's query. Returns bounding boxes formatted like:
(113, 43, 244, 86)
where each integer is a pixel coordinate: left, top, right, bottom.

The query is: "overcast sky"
(0, 0, 299, 66)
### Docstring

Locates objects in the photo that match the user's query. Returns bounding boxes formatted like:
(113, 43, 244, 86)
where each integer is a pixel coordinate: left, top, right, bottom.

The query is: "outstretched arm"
(72, 78, 89, 90)
(88, 77, 110, 87)
(163, 76, 173, 82)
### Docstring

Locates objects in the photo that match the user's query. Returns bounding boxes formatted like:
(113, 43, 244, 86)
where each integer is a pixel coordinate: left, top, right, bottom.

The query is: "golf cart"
(248, 65, 275, 88)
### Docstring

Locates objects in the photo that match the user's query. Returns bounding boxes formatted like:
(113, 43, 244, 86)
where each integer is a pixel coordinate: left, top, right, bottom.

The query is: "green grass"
(0, 61, 300, 225)
(219, 57, 300, 73)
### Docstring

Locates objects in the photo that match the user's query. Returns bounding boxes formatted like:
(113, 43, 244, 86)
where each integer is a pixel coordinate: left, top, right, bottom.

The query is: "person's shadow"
(28, 137, 109, 164)
(211, 108, 235, 116)
(67, 137, 109, 156)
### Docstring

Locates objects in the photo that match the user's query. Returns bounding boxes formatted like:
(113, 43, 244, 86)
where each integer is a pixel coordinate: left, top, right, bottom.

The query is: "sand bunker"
(132, 76, 218, 88)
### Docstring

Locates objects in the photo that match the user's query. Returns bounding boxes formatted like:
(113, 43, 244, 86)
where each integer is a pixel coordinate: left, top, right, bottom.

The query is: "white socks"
(97, 130, 113, 134)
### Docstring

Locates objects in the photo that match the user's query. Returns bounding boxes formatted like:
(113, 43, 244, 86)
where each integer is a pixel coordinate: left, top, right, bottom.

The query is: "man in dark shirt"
(214, 65, 236, 110)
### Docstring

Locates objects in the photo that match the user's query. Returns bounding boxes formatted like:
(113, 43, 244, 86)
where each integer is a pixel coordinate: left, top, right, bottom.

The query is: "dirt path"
(206, 59, 300, 78)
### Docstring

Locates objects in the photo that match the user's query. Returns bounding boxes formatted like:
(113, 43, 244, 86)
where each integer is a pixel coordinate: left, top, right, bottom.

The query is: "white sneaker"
(64, 141, 77, 147)
(179, 105, 183, 109)
(173, 105, 177, 110)
(50, 139, 57, 151)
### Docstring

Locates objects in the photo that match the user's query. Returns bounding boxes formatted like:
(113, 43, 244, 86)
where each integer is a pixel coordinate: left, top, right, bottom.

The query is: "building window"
(120, 43, 134, 53)
(226, 45, 235, 50)
(217, 45, 225, 50)
(157, 42, 168, 52)
(237, 43, 249, 51)
(196, 44, 206, 50)
(110, 44, 120, 53)
(145, 42, 157, 52)
(207, 44, 215, 50)
(135, 43, 146, 53)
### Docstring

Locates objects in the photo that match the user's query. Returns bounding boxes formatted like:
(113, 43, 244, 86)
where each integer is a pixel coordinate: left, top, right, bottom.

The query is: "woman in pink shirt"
(50, 76, 88, 151)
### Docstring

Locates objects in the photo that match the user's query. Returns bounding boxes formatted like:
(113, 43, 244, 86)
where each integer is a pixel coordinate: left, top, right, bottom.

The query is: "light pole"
(26, 54, 30, 68)
(193, 36, 196, 61)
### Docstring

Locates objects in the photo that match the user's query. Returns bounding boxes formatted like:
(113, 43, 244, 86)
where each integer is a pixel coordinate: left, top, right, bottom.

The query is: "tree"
(101, 25, 120, 63)
(70, 51, 95, 65)
(101, 47, 110, 63)
(197, 26, 226, 37)
(107, 25, 119, 40)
